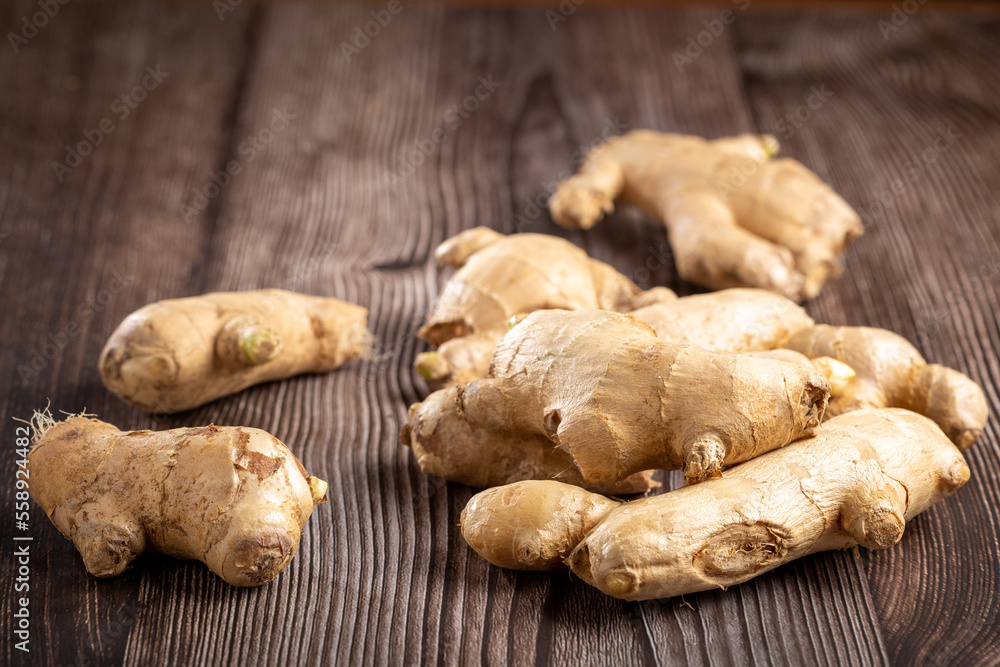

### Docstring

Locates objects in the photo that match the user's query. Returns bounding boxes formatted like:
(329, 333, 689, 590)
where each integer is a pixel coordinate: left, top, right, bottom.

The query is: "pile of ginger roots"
(404, 223, 987, 601)
(23, 131, 988, 598)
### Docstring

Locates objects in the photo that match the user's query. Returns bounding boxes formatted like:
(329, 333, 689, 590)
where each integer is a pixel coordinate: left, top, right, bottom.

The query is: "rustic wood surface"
(2, 3, 999, 665)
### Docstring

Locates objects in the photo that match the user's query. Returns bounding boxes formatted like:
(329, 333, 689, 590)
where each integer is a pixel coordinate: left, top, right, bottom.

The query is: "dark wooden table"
(2, 2, 999, 665)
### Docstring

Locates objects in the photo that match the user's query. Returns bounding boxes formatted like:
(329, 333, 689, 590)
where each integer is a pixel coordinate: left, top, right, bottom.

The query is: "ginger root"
(461, 408, 969, 600)
(400, 384, 657, 496)
(415, 227, 676, 388)
(634, 292, 986, 443)
(28, 413, 327, 586)
(549, 131, 862, 300)
(100, 289, 371, 413)
(784, 325, 989, 449)
(633, 288, 814, 352)
(402, 309, 829, 490)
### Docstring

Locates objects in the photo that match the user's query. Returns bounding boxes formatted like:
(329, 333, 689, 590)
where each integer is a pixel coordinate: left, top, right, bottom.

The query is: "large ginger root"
(783, 325, 989, 449)
(461, 408, 969, 600)
(100, 289, 371, 413)
(402, 309, 829, 490)
(633, 288, 814, 352)
(28, 414, 327, 586)
(549, 131, 863, 301)
(415, 227, 676, 388)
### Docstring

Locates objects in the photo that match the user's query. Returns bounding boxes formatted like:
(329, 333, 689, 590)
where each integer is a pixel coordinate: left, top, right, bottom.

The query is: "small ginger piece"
(415, 227, 676, 389)
(28, 413, 327, 586)
(462, 409, 969, 600)
(549, 131, 862, 301)
(783, 325, 988, 448)
(100, 289, 371, 413)
(463, 483, 620, 570)
(402, 309, 829, 491)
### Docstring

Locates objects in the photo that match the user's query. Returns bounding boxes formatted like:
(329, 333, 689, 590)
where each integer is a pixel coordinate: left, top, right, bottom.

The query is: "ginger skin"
(634, 288, 814, 352)
(462, 409, 969, 600)
(100, 289, 371, 413)
(783, 325, 988, 449)
(415, 227, 676, 389)
(403, 309, 829, 491)
(29, 415, 327, 587)
(549, 131, 863, 301)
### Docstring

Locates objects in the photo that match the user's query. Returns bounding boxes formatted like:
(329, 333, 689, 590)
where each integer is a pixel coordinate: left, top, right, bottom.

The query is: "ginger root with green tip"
(100, 289, 371, 413)
(28, 413, 327, 587)
(402, 309, 829, 491)
(784, 325, 989, 448)
(549, 131, 862, 300)
(415, 227, 676, 389)
(461, 408, 969, 600)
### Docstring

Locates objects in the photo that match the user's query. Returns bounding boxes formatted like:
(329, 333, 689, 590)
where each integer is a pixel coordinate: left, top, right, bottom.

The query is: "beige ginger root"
(28, 414, 327, 586)
(415, 227, 676, 388)
(402, 309, 829, 491)
(630, 292, 985, 440)
(100, 289, 371, 413)
(633, 287, 814, 352)
(616, 287, 858, 396)
(461, 408, 969, 600)
(783, 325, 989, 449)
(401, 385, 658, 496)
(549, 131, 862, 301)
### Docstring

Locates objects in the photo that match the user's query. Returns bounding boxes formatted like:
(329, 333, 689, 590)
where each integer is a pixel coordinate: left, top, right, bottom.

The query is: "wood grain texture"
(1, 3, 998, 666)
